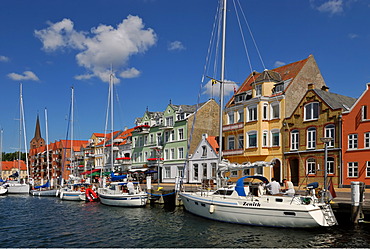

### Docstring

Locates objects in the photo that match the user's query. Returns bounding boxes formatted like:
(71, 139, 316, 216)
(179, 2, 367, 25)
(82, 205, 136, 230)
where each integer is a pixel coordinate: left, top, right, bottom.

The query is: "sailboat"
(59, 87, 90, 201)
(97, 73, 148, 207)
(6, 84, 30, 194)
(179, 0, 337, 228)
(30, 108, 58, 196)
(0, 129, 8, 195)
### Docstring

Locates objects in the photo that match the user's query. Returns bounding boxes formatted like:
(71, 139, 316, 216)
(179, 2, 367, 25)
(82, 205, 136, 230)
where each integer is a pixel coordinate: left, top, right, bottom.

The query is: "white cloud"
(274, 61, 286, 68)
(202, 79, 237, 98)
(0, 55, 9, 62)
(168, 41, 185, 51)
(119, 67, 141, 78)
(348, 33, 359, 39)
(311, 0, 344, 15)
(35, 15, 157, 83)
(7, 71, 40, 81)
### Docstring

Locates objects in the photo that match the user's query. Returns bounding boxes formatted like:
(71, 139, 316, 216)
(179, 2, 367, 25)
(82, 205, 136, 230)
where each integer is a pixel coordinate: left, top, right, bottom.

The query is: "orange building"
(0, 160, 27, 180)
(342, 83, 370, 187)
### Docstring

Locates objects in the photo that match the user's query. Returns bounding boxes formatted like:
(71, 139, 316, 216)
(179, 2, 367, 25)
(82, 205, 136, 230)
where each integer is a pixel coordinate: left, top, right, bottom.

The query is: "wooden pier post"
(351, 181, 365, 223)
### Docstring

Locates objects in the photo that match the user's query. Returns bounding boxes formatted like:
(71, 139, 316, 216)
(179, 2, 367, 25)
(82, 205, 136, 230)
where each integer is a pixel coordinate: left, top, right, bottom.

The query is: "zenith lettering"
(242, 202, 261, 207)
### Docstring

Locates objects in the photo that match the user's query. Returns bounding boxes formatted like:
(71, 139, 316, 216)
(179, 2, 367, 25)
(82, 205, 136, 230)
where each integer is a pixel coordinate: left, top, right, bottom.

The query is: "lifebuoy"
(85, 188, 99, 202)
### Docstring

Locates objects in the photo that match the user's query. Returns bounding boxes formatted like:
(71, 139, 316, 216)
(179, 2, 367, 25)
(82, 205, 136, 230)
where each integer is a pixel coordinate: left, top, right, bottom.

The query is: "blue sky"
(0, 0, 369, 152)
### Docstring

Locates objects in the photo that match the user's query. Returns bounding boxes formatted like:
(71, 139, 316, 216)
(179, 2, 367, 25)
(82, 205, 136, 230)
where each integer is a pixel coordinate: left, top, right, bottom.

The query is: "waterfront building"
(342, 83, 370, 187)
(282, 84, 356, 188)
(188, 134, 219, 184)
(1, 160, 27, 180)
(132, 99, 219, 183)
(223, 55, 326, 182)
(83, 133, 107, 171)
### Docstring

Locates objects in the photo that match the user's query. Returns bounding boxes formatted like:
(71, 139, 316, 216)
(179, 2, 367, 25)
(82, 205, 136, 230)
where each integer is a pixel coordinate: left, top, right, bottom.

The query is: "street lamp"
(320, 137, 333, 203)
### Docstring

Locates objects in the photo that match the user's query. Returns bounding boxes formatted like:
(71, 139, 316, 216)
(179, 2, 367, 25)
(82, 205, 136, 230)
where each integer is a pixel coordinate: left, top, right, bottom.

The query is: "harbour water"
(1, 195, 370, 248)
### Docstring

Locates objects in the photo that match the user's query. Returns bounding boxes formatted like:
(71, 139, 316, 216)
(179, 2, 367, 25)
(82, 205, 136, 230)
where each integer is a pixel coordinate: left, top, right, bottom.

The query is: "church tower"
(30, 114, 45, 149)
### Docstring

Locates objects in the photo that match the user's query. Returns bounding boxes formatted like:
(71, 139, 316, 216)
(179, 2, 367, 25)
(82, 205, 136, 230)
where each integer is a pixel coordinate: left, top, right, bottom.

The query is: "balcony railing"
(223, 122, 244, 132)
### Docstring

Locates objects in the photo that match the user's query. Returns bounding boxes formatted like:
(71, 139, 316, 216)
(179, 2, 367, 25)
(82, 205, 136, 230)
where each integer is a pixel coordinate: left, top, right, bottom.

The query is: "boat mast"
(217, 0, 227, 187)
(110, 73, 114, 172)
(70, 87, 74, 177)
(19, 84, 29, 182)
(45, 108, 50, 186)
(0, 128, 3, 179)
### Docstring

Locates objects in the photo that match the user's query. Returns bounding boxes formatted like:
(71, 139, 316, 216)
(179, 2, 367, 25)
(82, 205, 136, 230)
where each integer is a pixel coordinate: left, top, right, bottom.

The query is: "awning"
(145, 170, 158, 174)
(129, 168, 148, 172)
(116, 157, 130, 160)
(80, 169, 101, 175)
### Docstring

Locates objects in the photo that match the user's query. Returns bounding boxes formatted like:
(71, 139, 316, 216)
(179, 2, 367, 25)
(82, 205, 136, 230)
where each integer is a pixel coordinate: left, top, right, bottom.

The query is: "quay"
(148, 183, 369, 222)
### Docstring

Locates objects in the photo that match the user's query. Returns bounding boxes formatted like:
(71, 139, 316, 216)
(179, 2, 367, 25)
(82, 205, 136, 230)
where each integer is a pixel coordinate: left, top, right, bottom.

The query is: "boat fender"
(209, 204, 215, 214)
(56, 190, 59, 197)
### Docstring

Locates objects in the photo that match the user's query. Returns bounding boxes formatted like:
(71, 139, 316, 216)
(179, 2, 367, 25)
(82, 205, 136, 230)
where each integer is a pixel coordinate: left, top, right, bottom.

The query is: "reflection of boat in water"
(98, 182, 148, 207)
(181, 171, 337, 228)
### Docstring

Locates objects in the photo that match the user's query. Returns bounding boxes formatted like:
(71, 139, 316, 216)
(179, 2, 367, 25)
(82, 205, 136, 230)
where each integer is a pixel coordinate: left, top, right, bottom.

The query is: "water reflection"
(0, 195, 369, 248)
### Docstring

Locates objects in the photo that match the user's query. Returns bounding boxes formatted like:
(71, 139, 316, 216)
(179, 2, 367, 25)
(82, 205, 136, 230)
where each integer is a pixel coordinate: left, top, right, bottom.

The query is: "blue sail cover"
(9, 172, 19, 178)
(235, 176, 270, 197)
(34, 180, 50, 189)
(110, 172, 127, 181)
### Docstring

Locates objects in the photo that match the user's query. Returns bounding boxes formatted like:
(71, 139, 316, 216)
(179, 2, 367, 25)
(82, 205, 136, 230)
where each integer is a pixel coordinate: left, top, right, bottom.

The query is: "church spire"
(30, 114, 45, 149)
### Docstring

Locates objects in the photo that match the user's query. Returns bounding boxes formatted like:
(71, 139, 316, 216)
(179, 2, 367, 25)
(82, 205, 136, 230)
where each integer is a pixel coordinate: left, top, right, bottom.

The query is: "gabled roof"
(227, 55, 311, 107)
(313, 89, 357, 111)
(170, 102, 207, 113)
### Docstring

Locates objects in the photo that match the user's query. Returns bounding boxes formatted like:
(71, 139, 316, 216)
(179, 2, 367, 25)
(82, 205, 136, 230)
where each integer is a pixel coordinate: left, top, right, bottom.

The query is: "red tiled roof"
(206, 136, 219, 154)
(1, 160, 27, 171)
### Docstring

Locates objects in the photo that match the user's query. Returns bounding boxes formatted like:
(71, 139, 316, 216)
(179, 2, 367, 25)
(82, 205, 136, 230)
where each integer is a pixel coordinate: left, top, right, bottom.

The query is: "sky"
(0, 0, 370, 152)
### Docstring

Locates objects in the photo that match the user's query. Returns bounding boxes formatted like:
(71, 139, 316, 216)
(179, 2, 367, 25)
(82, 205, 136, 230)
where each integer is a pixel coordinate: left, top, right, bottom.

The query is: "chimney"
(308, 83, 315, 90)
(321, 85, 330, 92)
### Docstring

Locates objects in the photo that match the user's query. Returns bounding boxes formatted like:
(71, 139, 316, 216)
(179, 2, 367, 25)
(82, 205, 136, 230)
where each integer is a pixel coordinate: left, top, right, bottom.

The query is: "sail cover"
(110, 172, 127, 181)
(235, 176, 269, 196)
(34, 180, 50, 189)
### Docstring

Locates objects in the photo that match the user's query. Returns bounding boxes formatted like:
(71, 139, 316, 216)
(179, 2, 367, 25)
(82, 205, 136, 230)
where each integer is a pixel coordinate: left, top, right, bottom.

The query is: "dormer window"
(273, 83, 284, 93)
(177, 113, 185, 121)
(255, 84, 262, 97)
(304, 102, 319, 121)
(362, 105, 368, 121)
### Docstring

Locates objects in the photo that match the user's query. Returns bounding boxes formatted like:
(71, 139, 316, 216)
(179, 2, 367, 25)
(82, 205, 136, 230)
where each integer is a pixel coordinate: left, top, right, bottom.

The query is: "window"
(143, 135, 148, 145)
(271, 129, 280, 147)
(231, 170, 238, 177)
(348, 134, 358, 149)
(256, 166, 263, 175)
(228, 136, 235, 150)
(263, 130, 268, 147)
(243, 169, 250, 176)
(248, 106, 257, 121)
(365, 132, 370, 149)
(178, 128, 184, 140)
(324, 125, 335, 147)
(177, 166, 184, 177)
(228, 112, 234, 124)
(255, 84, 262, 96)
(247, 131, 257, 148)
(177, 113, 185, 121)
(170, 148, 175, 159)
(170, 130, 175, 141)
(139, 152, 142, 162)
(202, 163, 207, 178)
(164, 167, 171, 178)
(263, 103, 268, 120)
(238, 134, 244, 149)
(156, 133, 162, 146)
(211, 163, 216, 178)
(271, 102, 280, 119)
(367, 161, 370, 177)
(165, 117, 174, 127)
(164, 131, 169, 142)
(164, 149, 169, 160)
(307, 127, 316, 149)
(304, 102, 319, 121)
(291, 130, 299, 151)
(201, 146, 207, 157)
(139, 137, 143, 147)
(144, 152, 148, 161)
(150, 134, 154, 144)
(238, 109, 244, 123)
(362, 105, 368, 121)
(178, 147, 184, 159)
(194, 164, 199, 180)
(327, 157, 335, 174)
(133, 152, 137, 163)
(348, 162, 358, 177)
(307, 158, 316, 175)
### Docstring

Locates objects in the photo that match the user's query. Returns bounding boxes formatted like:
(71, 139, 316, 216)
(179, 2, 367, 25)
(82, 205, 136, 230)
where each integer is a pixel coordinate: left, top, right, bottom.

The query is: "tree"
(2, 151, 26, 161)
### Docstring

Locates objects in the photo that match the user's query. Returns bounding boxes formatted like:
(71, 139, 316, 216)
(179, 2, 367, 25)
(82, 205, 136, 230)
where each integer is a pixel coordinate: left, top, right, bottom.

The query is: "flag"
(328, 178, 337, 199)
(211, 79, 217, 85)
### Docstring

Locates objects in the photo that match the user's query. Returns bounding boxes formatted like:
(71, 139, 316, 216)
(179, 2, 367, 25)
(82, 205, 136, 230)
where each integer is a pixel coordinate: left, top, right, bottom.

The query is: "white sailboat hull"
(0, 186, 8, 195)
(180, 192, 334, 228)
(59, 190, 84, 201)
(7, 183, 30, 194)
(98, 188, 148, 207)
(30, 189, 58, 196)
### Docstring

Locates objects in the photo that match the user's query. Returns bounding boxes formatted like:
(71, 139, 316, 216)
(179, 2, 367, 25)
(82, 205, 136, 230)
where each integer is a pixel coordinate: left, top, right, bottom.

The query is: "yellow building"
(223, 55, 326, 182)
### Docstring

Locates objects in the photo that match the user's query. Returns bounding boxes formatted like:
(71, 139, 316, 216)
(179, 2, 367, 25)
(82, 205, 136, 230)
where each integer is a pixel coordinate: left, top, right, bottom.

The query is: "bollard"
(351, 181, 365, 223)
